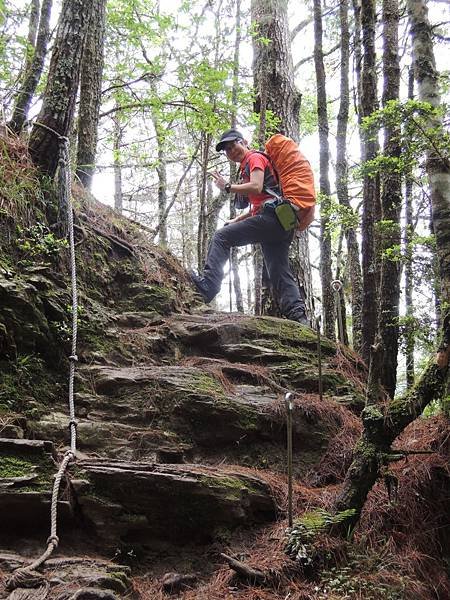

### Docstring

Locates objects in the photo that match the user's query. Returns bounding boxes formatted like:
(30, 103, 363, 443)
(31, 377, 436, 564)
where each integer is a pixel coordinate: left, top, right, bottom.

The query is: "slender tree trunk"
(246, 254, 252, 312)
(113, 112, 123, 213)
(379, 0, 401, 398)
(27, 0, 40, 49)
(408, 0, 450, 358)
(28, 0, 93, 177)
(360, 0, 380, 364)
(232, 248, 244, 312)
(9, 0, 52, 133)
(338, 0, 363, 352)
(404, 68, 415, 388)
(314, 0, 335, 340)
(156, 136, 168, 247)
(229, 0, 244, 311)
(76, 0, 106, 188)
(197, 133, 210, 270)
(253, 247, 263, 316)
(335, 231, 349, 346)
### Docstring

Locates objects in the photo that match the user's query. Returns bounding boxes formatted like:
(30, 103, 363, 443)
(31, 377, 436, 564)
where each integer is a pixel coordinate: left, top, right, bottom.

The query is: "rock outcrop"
(0, 167, 366, 597)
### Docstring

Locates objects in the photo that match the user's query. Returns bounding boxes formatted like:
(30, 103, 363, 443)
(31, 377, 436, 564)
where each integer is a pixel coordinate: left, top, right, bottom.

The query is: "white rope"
(7, 135, 78, 590)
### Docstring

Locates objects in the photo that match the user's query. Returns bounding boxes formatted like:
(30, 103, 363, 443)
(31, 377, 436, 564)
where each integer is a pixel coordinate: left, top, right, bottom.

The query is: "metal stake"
(331, 279, 344, 343)
(285, 392, 294, 528)
(316, 316, 323, 402)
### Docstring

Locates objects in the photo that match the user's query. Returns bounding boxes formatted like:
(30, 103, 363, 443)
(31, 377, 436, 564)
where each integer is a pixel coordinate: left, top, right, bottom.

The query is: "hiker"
(190, 128, 309, 326)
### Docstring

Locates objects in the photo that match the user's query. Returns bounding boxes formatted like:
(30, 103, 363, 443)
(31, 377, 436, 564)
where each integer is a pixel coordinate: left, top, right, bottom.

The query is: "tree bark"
(76, 0, 106, 189)
(404, 67, 415, 389)
(251, 0, 301, 139)
(314, 0, 335, 340)
(9, 0, 53, 134)
(113, 112, 123, 213)
(335, 231, 350, 346)
(379, 0, 401, 398)
(334, 359, 448, 529)
(28, 0, 94, 177)
(338, 0, 363, 352)
(408, 0, 450, 357)
(360, 0, 380, 364)
(251, 0, 314, 321)
(229, 0, 244, 312)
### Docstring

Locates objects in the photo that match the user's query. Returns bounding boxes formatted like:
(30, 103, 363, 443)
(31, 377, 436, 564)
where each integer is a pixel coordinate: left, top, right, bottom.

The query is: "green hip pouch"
(275, 201, 297, 231)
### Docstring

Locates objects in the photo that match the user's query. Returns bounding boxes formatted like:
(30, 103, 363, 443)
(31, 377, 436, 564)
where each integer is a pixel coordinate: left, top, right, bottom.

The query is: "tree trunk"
(113, 112, 123, 213)
(28, 0, 93, 177)
(335, 231, 349, 346)
(251, 0, 301, 138)
(404, 67, 415, 389)
(360, 0, 380, 364)
(333, 360, 448, 529)
(9, 0, 53, 134)
(27, 0, 40, 49)
(314, 0, 335, 340)
(408, 0, 450, 357)
(251, 0, 314, 320)
(197, 133, 210, 270)
(253, 246, 263, 316)
(338, 0, 363, 352)
(156, 138, 168, 247)
(76, 0, 106, 189)
(229, 0, 244, 312)
(379, 0, 401, 398)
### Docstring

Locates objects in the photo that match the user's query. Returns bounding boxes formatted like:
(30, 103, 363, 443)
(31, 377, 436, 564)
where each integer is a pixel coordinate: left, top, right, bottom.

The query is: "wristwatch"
(224, 182, 232, 193)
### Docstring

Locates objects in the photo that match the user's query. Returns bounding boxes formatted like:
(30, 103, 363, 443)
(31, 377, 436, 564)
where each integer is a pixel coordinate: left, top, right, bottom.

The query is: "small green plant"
(285, 508, 356, 563)
(16, 222, 68, 261)
(0, 354, 44, 411)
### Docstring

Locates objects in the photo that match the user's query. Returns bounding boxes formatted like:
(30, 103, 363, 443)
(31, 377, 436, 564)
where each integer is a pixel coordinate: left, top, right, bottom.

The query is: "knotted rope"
(7, 135, 78, 591)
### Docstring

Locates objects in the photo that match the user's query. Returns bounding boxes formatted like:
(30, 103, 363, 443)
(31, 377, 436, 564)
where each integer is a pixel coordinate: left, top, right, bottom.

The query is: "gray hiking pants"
(201, 206, 306, 320)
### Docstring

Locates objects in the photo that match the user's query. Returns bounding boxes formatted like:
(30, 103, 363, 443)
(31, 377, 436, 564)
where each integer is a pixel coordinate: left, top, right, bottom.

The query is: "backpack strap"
(241, 150, 283, 199)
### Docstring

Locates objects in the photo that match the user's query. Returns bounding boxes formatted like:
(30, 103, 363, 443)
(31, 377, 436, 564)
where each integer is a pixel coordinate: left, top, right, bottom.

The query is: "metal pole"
(285, 392, 294, 528)
(316, 316, 323, 402)
(331, 280, 344, 343)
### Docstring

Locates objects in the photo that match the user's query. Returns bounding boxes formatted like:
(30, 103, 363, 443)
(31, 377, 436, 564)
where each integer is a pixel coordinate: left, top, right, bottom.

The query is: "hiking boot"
(188, 271, 214, 303)
(290, 310, 309, 327)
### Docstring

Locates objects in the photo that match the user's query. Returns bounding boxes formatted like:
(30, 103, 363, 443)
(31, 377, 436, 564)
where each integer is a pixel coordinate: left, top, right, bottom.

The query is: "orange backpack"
(264, 134, 316, 232)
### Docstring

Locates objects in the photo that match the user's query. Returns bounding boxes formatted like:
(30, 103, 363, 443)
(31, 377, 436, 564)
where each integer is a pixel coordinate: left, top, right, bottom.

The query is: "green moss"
(199, 474, 251, 501)
(353, 438, 377, 460)
(0, 455, 35, 478)
(0, 451, 54, 493)
(127, 283, 175, 314)
(244, 316, 321, 347)
(182, 372, 226, 399)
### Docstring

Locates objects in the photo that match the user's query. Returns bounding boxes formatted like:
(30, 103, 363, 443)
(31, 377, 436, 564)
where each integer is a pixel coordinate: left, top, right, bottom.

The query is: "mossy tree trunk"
(9, 0, 53, 134)
(75, 0, 106, 189)
(408, 0, 450, 360)
(334, 360, 448, 529)
(360, 0, 380, 365)
(379, 0, 401, 398)
(28, 0, 94, 177)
